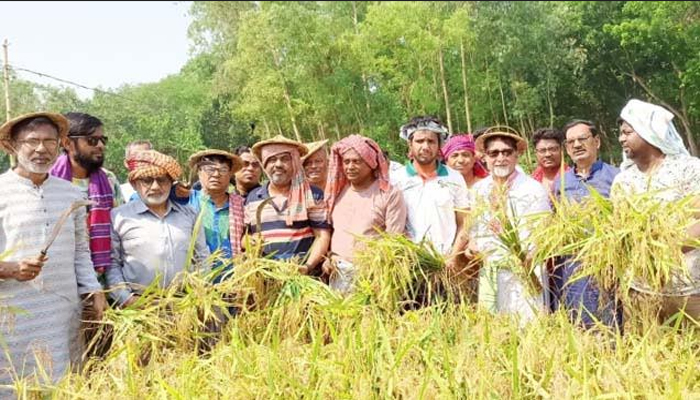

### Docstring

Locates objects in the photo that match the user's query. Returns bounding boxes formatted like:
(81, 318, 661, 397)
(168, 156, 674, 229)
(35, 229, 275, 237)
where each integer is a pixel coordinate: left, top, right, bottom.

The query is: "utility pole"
(3, 39, 15, 167)
(3, 39, 10, 122)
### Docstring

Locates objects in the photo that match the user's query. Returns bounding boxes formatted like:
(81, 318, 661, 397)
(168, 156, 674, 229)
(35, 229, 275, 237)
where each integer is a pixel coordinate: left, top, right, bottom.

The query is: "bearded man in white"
(468, 128, 551, 322)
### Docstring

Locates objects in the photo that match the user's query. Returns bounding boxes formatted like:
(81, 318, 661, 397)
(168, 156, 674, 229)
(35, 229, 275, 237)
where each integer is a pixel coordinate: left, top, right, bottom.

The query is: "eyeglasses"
(535, 146, 561, 155)
(565, 135, 592, 147)
(16, 138, 59, 151)
(70, 135, 108, 147)
(242, 160, 261, 169)
(485, 148, 515, 158)
(137, 176, 170, 187)
(200, 164, 231, 175)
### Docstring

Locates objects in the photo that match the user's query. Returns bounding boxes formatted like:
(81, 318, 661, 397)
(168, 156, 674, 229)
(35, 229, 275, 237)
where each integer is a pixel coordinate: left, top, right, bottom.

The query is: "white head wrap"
(399, 120, 450, 143)
(619, 99, 689, 169)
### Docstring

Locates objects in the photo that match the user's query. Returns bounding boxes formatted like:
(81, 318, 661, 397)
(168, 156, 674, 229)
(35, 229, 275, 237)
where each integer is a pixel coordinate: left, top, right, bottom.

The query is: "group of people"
(1, 97, 699, 387)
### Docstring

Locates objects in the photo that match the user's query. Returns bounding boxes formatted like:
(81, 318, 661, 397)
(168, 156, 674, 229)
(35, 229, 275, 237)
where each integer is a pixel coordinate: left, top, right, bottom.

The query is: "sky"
(0, 1, 193, 99)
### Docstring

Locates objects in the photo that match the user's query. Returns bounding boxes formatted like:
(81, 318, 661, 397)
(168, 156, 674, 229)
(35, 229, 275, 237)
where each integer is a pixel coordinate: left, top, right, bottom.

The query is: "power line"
(9, 64, 165, 113)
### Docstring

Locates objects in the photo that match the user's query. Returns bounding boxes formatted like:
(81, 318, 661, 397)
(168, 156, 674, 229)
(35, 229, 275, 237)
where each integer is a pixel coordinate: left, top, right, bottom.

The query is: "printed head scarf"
(325, 135, 389, 221)
(619, 99, 689, 169)
(441, 134, 489, 178)
(259, 143, 316, 226)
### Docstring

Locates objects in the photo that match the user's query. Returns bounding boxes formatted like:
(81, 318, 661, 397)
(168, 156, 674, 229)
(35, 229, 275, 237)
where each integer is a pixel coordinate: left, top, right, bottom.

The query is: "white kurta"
(0, 170, 101, 387)
(470, 171, 551, 321)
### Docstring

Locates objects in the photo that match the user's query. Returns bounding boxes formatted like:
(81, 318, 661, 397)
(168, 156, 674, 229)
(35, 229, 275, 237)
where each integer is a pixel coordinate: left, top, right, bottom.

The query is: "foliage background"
(4, 1, 700, 179)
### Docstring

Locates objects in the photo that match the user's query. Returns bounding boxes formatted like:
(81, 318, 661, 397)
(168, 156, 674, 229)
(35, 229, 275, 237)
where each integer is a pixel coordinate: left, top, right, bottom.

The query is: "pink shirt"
(330, 181, 407, 262)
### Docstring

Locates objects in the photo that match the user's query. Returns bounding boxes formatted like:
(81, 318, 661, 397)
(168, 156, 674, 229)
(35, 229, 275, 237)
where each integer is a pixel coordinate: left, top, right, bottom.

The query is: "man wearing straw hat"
(323, 134, 407, 293)
(184, 149, 243, 282)
(612, 98, 700, 320)
(0, 112, 106, 387)
(391, 116, 470, 262)
(246, 135, 331, 274)
(469, 126, 550, 321)
(106, 150, 210, 307)
(302, 139, 330, 190)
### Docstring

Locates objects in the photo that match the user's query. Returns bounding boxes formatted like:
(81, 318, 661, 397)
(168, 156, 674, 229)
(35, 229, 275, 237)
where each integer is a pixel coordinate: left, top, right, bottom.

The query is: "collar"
(574, 160, 603, 180)
(405, 161, 449, 177)
(134, 198, 176, 217)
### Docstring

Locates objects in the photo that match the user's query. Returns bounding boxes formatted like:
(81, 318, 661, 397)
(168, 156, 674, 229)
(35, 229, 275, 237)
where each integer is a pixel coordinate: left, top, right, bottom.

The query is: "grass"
(3, 190, 700, 399)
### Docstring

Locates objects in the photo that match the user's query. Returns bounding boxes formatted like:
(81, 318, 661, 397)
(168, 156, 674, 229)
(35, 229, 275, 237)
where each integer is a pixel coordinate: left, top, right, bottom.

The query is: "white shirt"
(470, 171, 551, 262)
(0, 170, 101, 384)
(391, 162, 469, 254)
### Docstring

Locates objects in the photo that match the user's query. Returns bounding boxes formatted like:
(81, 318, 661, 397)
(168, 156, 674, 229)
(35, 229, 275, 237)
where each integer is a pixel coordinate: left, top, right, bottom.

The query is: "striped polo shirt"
(244, 183, 330, 261)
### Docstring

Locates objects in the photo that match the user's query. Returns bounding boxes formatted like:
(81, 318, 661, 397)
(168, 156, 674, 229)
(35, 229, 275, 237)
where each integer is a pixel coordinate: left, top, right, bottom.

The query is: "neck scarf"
(261, 144, 315, 226)
(50, 153, 113, 273)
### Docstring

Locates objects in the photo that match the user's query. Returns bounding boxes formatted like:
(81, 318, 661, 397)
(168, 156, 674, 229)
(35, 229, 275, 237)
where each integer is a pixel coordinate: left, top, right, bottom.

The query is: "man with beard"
(612, 99, 700, 321)
(550, 120, 622, 329)
(50, 112, 123, 275)
(302, 139, 329, 190)
(106, 150, 210, 307)
(323, 135, 407, 293)
(0, 112, 106, 389)
(469, 127, 550, 320)
(390, 116, 469, 268)
(245, 135, 331, 274)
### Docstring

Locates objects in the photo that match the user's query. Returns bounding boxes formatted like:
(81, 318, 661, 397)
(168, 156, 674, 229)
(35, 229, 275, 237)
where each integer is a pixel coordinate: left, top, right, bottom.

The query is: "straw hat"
(474, 125, 528, 154)
(301, 139, 329, 162)
(188, 149, 243, 173)
(0, 112, 69, 153)
(251, 134, 308, 162)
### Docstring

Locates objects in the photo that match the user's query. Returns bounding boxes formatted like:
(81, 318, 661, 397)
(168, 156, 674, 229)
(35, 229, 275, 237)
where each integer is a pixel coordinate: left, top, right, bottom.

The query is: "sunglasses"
(485, 148, 515, 158)
(70, 135, 108, 147)
(137, 176, 170, 187)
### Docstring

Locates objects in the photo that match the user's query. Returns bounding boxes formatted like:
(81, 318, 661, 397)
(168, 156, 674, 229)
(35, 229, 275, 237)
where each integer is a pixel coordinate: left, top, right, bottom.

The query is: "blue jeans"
(550, 256, 623, 331)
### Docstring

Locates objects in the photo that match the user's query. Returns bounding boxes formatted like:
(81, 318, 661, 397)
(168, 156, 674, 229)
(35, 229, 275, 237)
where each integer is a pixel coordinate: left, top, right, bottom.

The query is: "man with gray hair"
(0, 112, 105, 388)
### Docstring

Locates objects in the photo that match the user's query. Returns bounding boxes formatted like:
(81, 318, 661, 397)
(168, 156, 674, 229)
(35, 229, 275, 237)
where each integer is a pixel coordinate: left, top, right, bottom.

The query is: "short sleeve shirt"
(390, 162, 469, 255)
(244, 183, 330, 261)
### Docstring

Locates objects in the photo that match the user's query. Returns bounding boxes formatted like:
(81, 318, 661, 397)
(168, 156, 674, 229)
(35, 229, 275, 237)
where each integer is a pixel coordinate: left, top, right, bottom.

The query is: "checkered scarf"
(260, 144, 315, 226)
(325, 135, 389, 222)
(228, 192, 246, 256)
(127, 150, 182, 182)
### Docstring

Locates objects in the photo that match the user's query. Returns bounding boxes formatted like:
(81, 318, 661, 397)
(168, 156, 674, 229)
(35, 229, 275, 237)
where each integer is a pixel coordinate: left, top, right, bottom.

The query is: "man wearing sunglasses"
(50, 112, 124, 277)
(469, 127, 551, 321)
(106, 150, 209, 308)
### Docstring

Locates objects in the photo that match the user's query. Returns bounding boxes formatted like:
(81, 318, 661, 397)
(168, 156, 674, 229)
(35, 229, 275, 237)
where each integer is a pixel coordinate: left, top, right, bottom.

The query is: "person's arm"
(73, 204, 102, 295)
(105, 212, 134, 306)
(446, 210, 469, 271)
(73, 203, 107, 318)
(384, 187, 408, 235)
(446, 176, 471, 269)
(303, 228, 331, 273)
